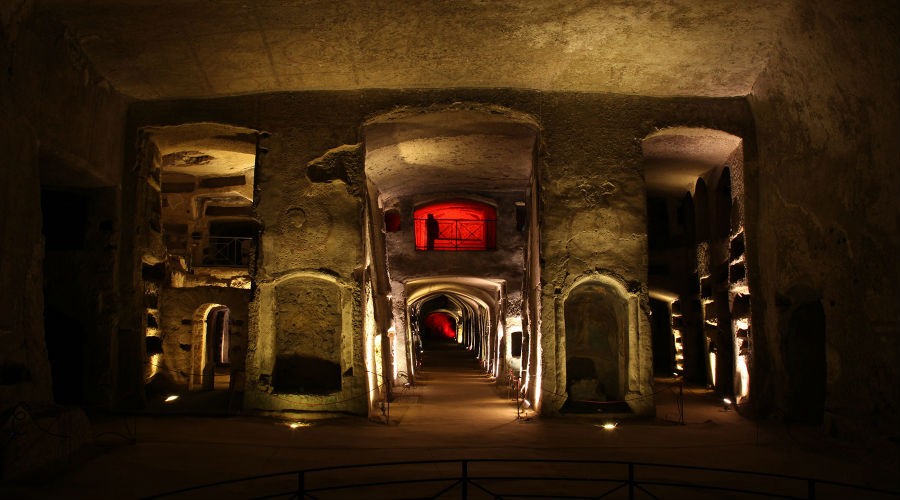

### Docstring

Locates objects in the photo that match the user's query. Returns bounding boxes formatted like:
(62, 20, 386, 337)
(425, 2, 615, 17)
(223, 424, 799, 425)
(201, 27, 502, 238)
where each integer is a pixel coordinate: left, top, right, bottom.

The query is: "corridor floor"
(3, 343, 898, 499)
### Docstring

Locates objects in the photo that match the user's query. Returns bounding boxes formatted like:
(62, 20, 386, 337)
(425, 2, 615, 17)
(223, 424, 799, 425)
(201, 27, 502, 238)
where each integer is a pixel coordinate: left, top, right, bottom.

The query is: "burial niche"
(564, 282, 626, 405)
(273, 277, 343, 394)
(782, 297, 826, 423)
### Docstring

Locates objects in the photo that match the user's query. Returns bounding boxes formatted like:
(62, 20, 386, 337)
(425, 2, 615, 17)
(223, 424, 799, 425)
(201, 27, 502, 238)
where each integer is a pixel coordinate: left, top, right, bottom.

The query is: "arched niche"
(562, 280, 630, 404)
(260, 274, 349, 395)
(780, 286, 826, 423)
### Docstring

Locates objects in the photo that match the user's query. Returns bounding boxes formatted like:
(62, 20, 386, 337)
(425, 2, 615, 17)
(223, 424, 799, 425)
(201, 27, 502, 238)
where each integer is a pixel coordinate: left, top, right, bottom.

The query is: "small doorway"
(191, 303, 231, 391)
(782, 298, 826, 423)
(206, 306, 231, 390)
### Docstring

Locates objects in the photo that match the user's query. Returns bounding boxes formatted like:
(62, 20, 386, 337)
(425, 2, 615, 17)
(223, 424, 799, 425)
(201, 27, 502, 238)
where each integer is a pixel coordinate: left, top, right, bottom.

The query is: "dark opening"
(514, 202, 527, 232)
(563, 284, 625, 411)
(650, 298, 675, 375)
(41, 190, 88, 251)
(207, 307, 230, 366)
(715, 168, 732, 239)
(647, 197, 670, 250)
(783, 299, 827, 423)
(146, 336, 163, 356)
(384, 210, 401, 232)
(273, 355, 342, 394)
(510, 331, 524, 357)
(43, 305, 86, 404)
(693, 179, 709, 242)
(41, 188, 92, 405)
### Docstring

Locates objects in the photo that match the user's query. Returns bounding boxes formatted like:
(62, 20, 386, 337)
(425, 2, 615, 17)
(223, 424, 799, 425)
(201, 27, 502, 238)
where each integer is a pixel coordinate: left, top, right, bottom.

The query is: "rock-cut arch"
(563, 281, 628, 405)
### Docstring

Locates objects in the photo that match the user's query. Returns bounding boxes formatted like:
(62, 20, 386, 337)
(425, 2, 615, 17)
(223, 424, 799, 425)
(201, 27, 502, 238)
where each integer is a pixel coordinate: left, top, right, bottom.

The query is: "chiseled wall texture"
(0, 3, 127, 409)
(748, 0, 899, 435)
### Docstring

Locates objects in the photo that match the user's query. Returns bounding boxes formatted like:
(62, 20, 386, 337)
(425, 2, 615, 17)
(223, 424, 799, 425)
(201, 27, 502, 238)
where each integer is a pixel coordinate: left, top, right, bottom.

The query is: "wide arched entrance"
(359, 105, 542, 419)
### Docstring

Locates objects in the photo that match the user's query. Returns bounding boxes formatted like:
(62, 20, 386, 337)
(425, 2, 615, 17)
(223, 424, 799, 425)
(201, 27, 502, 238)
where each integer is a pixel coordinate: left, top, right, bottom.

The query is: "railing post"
(461, 460, 468, 500)
(628, 463, 635, 500)
(297, 471, 305, 500)
(807, 479, 816, 500)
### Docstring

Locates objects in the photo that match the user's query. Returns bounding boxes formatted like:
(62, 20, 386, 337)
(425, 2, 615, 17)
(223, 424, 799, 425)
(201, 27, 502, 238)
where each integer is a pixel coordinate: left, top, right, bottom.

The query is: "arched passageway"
(361, 106, 540, 418)
(641, 127, 751, 405)
(191, 303, 232, 391)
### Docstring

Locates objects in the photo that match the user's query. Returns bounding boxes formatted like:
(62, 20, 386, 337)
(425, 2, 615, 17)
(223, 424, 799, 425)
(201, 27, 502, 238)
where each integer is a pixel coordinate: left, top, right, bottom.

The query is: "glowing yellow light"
(287, 421, 311, 429)
(164, 395, 179, 403)
(736, 354, 750, 400)
(723, 398, 732, 405)
(736, 318, 749, 330)
(600, 422, 618, 430)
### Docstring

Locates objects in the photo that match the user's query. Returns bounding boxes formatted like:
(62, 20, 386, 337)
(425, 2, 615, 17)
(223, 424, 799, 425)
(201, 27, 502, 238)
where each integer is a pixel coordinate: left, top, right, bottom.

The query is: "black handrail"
(202, 236, 253, 266)
(143, 458, 899, 499)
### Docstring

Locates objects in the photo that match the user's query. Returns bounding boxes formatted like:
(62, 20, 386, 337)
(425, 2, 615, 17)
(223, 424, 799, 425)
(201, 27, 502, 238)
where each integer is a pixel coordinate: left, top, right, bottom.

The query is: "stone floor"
(3, 343, 898, 499)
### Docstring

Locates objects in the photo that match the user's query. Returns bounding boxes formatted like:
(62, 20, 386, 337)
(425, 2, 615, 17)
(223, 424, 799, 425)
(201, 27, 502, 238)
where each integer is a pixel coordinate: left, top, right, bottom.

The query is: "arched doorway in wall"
(641, 127, 748, 400)
(191, 303, 231, 391)
(781, 292, 826, 423)
(410, 292, 481, 368)
(563, 281, 628, 413)
(137, 123, 259, 405)
(363, 106, 540, 414)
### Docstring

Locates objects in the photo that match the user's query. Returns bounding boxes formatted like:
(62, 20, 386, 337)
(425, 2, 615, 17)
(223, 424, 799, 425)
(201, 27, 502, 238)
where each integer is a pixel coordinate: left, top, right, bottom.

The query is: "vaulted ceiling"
(36, 0, 794, 101)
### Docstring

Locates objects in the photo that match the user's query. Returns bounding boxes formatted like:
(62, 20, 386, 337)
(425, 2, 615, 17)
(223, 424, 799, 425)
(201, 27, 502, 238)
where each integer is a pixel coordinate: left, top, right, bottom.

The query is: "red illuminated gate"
(413, 200, 497, 251)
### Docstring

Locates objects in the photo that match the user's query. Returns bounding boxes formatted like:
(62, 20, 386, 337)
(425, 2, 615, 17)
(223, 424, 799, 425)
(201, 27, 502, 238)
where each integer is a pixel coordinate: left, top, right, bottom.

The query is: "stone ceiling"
(364, 107, 538, 199)
(37, 0, 794, 100)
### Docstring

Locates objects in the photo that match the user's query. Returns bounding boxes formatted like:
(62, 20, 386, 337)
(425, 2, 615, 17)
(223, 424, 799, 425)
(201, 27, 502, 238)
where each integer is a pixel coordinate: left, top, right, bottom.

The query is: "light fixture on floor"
(722, 397, 733, 411)
(287, 421, 311, 429)
(597, 422, 618, 430)
(164, 395, 179, 403)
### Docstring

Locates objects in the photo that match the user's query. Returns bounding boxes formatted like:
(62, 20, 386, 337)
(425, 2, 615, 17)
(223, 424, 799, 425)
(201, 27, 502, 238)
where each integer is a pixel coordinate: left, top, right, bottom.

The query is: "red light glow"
(413, 200, 496, 251)
(424, 312, 457, 339)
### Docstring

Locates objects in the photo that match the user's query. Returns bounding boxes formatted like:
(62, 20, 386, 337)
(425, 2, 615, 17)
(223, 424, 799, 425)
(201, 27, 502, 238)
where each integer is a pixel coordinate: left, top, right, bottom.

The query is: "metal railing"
(143, 458, 899, 499)
(203, 236, 253, 267)
(414, 218, 497, 251)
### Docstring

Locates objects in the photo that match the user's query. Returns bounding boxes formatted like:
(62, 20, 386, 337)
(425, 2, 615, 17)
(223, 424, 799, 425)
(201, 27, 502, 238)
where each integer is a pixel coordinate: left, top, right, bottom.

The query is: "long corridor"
(386, 341, 520, 428)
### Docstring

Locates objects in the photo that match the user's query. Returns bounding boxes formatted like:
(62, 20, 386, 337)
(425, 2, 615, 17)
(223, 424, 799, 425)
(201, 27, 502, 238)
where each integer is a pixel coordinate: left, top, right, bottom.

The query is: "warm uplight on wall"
(735, 318, 749, 330)
(736, 350, 750, 401)
(164, 395, 179, 403)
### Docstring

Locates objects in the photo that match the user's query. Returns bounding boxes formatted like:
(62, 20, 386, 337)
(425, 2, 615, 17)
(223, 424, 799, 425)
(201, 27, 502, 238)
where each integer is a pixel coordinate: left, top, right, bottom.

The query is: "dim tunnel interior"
(410, 290, 489, 367)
